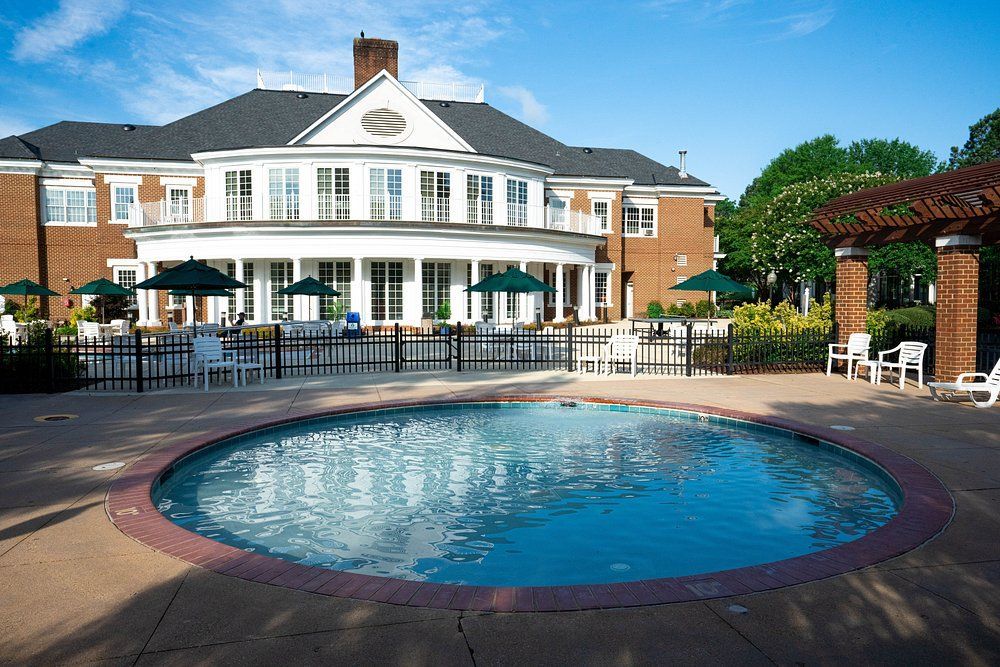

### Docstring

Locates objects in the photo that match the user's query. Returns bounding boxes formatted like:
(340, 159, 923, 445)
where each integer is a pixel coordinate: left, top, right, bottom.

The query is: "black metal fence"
(2, 321, 996, 394)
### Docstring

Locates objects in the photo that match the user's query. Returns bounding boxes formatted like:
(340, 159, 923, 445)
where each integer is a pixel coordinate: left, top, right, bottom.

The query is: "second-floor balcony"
(131, 195, 602, 235)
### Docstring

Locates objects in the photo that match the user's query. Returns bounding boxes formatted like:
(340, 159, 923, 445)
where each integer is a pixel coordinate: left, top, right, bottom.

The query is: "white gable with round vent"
(293, 72, 474, 152)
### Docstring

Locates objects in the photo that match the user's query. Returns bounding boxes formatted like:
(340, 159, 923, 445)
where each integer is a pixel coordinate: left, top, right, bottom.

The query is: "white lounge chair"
(109, 319, 129, 336)
(827, 333, 871, 379)
(192, 336, 237, 391)
(855, 341, 927, 389)
(605, 334, 640, 376)
(929, 358, 1000, 409)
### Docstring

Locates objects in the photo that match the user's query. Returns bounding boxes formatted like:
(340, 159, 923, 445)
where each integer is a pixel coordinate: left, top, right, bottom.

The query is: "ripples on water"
(155, 404, 900, 586)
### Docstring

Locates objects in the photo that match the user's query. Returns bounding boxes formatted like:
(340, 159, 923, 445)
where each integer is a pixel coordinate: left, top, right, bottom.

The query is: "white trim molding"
(0, 159, 43, 174)
(159, 176, 198, 186)
(935, 234, 982, 248)
(834, 247, 871, 257)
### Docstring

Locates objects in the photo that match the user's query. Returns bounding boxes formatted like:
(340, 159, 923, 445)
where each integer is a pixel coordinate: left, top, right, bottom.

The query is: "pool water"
(155, 403, 900, 587)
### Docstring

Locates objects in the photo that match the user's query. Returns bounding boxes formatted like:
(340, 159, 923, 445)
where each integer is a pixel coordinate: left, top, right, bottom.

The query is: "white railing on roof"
(255, 69, 485, 102)
(132, 197, 599, 235)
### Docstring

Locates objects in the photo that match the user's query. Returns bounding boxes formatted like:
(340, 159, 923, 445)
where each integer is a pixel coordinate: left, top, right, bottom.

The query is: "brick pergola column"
(834, 247, 869, 345)
(934, 234, 981, 382)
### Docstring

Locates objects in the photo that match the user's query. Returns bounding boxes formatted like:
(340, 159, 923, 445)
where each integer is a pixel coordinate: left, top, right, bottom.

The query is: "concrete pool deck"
(1, 372, 999, 665)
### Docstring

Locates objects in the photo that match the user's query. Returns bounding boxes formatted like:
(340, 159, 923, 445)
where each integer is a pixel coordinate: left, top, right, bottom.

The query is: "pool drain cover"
(34, 414, 78, 423)
(93, 461, 126, 471)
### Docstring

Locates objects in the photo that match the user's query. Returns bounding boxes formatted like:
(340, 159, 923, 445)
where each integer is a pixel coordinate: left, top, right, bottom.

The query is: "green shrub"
(884, 305, 935, 328)
(732, 298, 832, 335)
(646, 301, 664, 318)
(69, 305, 96, 326)
(13, 297, 40, 323)
(435, 300, 451, 322)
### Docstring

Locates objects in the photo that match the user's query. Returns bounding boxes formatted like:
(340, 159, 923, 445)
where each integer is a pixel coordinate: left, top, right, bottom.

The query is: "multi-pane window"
(479, 263, 494, 321)
(369, 168, 402, 220)
(421, 262, 451, 316)
(370, 261, 403, 321)
(167, 187, 191, 222)
(420, 170, 450, 222)
(270, 261, 294, 320)
(225, 169, 252, 220)
(466, 174, 493, 224)
(548, 196, 567, 228)
(268, 167, 300, 220)
(506, 179, 528, 226)
(594, 271, 609, 307)
(318, 261, 352, 318)
(112, 185, 136, 223)
(593, 200, 610, 233)
(317, 167, 350, 220)
(44, 188, 96, 225)
(623, 206, 655, 236)
(113, 267, 137, 306)
(243, 262, 255, 321)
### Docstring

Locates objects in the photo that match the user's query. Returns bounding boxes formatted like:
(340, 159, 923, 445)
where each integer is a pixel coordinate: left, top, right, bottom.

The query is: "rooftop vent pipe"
(678, 150, 688, 178)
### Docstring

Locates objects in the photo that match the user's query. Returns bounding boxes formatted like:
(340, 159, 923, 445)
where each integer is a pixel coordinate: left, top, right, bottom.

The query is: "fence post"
(394, 323, 401, 373)
(726, 323, 734, 376)
(685, 322, 694, 377)
(566, 324, 575, 372)
(135, 329, 144, 393)
(45, 328, 54, 393)
(273, 324, 283, 380)
(456, 321, 463, 373)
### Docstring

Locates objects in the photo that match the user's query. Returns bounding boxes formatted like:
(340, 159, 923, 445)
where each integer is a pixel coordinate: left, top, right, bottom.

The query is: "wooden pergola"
(809, 160, 1000, 382)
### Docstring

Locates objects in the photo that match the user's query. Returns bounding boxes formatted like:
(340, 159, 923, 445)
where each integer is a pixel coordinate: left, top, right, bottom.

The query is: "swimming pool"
(153, 401, 902, 587)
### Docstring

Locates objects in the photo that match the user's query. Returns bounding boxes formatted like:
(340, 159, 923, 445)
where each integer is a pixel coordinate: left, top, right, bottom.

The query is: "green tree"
(847, 138, 938, 179)
(949, 108, 1000, 168)
(748, 172, 897, 287)
(869, 242, 937, 285)
(740, 135, 848, 206)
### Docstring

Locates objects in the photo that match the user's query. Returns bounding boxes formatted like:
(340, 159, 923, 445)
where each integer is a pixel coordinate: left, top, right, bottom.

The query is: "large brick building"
(0, 37, 722, 327)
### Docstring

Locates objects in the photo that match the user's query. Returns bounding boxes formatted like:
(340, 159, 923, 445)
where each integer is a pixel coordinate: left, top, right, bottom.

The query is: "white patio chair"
(198, 323, 220, 336)
(79, 321, 102, 339)
(1, 315, 18, 340)
(856, 341, 927, 389)
(541, 325, 568, 361)
(827, 333, 871, 379)
(476, 321, 503, 359)
(168, 321, 180, 332)
(109, 319, 129, 336)
(578, 340, 608, 375)
(929, 358, 1000, 409)
(604, 334, 640, 376)
(192, 336, 237, 391)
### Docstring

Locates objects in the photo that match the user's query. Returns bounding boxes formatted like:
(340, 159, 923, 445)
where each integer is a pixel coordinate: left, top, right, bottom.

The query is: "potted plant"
(435, 300, 452, 334)
(325, 299, 346, 335)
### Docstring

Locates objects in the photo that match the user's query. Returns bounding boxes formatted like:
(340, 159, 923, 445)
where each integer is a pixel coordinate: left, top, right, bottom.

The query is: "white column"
(258, 262, 270, 324)
(146, 262, 160, 326)
(576, 265, 586, 321)
(135, 262, 148, 325)
(291, 257, 303, 320)
(555, 263, 565, 323)
(517, 262, 535, 324)
(234, 258, 246, 318)
(185, 296, 195, 325)
(352, 257, 363, 320)
(587, 264, 596, 321)
(470, 259, 481, 322)
(409, 257, 424, 325)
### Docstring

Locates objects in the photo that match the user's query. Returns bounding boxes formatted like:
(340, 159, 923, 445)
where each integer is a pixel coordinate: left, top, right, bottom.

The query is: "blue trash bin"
(345, 311, 361, 338)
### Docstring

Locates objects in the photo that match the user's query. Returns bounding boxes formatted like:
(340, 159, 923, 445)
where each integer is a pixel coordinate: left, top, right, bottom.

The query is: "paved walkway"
(1, 372, 998, 665)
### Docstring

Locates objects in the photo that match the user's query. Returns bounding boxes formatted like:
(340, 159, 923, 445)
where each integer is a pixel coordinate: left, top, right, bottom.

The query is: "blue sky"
(0, 0, 997, 198)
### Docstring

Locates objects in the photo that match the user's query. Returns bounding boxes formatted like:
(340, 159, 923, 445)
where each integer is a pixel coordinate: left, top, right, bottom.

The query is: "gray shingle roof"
(1, 89, 711, 187)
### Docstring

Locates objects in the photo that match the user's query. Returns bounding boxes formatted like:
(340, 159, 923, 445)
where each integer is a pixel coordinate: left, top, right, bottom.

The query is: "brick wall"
(0, 174, 42, 309)
(834, 253, 869, 346)
(353, 37, 398, 89)
(935, 244, 980, 382)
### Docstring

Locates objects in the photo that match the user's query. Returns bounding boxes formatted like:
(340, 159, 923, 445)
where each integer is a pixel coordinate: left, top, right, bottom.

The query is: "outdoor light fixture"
(767, 271, 777, 285)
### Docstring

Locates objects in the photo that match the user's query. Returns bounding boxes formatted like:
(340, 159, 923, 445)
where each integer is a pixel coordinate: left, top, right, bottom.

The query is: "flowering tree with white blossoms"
(748, 172, 897, 287)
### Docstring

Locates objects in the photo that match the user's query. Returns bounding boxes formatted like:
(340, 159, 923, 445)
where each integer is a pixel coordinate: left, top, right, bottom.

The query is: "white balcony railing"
(317, 194, 351, 221)
(132, 196, 601, 235)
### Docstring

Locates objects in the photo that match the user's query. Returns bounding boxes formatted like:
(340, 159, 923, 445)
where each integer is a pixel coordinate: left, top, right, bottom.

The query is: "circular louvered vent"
(361, 108, 407, 137)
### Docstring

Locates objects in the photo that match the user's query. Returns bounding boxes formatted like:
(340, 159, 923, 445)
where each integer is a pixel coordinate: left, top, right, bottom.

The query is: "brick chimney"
(353, 36, 398, 89)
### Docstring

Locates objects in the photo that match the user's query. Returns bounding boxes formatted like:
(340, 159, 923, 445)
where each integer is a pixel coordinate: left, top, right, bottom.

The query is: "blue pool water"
(155, 402, 901, 586)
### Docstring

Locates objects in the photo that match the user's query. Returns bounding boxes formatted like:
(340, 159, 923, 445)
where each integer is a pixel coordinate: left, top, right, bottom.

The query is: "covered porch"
(810, 161, 1000, 382)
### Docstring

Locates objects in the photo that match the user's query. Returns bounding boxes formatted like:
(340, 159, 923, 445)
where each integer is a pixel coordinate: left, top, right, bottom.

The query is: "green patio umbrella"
(167, 288, 234, 297)
(0, 279, 60, 318)
(135, 257, 246, 335)
(70, 278, 134, 323)
(278, 276, 340, 321)
(668, 269, 753, 297)
(467, 267, 555, 325)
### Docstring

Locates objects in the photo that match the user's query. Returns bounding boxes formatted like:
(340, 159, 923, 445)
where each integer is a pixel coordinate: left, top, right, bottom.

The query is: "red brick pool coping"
(106, 395, 954, 612)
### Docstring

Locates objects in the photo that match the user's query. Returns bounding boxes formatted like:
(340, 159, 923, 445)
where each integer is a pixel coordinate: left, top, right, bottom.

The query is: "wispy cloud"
(644, 0, 834, 41)
(11, 0, 127, 62)
(496, 85, 549, 126)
